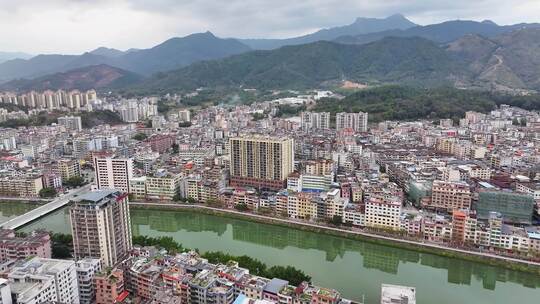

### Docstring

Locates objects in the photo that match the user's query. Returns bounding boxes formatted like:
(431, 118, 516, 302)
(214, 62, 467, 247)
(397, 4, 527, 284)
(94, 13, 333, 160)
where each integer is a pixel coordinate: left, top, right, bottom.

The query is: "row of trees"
(131, 236, 311, 286)
(202, 251, 311, 286)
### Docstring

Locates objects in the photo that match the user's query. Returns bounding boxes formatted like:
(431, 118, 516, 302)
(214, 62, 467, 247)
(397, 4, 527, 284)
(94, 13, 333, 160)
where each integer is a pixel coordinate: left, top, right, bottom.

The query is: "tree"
(132, 133, 147, 141)
(172, 143, 179, 154)
(172, 194, 184, 202)
(234, 203, 249, 211)
(328, 215, 343, 226)
(51, 233, 73, 259)
(39, 187, 57, 198)
(265, 265, 311, 286)
(63, 176, 85, 188)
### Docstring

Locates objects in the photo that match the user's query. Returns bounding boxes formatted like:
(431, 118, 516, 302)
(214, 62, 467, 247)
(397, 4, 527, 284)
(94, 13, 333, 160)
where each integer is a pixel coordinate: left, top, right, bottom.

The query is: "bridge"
(0, 184, 92, 230)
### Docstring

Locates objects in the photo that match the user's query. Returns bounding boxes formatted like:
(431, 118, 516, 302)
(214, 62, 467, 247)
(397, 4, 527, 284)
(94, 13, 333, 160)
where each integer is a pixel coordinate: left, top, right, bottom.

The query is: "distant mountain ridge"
(0, 64, 143, 91)
(0, 32, 251, 82)
(3, 15, 540, 93)
(334, 19, 540, 44)
(0, 51, 32, 64)
(239, 14, 417, 50)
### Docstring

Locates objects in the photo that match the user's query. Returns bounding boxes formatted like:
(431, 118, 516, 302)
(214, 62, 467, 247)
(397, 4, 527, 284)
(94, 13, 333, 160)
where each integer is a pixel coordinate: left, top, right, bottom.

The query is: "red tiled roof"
(115, 290, 129, 303)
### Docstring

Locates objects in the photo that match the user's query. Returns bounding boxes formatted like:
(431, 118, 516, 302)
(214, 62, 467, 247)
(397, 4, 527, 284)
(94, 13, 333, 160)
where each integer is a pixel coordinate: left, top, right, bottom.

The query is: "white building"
(178, 109, 191, 122)
(76, 258, 102, 304)
(0, 278, 12, 304)
(336, 112, 368, 132)
(8, 257, 80, 304)
(301, 112, 330, 130)
(58, 116, 82, 132)
(365, 197, 402, 231)
(381, 284, 416, 304)
(93, 156, 134, 193)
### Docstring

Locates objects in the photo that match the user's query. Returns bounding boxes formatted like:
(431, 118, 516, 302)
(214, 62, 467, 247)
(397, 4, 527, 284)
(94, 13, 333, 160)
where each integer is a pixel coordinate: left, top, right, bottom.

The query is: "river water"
(5, 204, 539, 304)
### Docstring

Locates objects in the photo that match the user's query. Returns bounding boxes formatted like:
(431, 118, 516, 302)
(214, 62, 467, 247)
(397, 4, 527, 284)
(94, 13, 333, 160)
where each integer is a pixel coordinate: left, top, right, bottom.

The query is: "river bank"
(129, 202, 540, 275)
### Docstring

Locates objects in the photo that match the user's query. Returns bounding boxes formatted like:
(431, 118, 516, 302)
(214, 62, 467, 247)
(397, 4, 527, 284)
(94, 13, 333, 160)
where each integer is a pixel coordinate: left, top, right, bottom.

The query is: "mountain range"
(1, 15, 540, 93)
(0, 32, 251, 82)
(238, 14, 418, 50)
(0, 51, 32, 64)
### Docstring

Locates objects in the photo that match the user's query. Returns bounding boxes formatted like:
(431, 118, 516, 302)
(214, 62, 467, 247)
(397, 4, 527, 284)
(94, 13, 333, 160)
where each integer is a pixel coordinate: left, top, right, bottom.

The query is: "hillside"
(240, 14, 417, 50)
(134, 37, 461, 93)
(0, 64, 143, 91)
(311, 86, 540, 122)
(446, 28, 540, 91)
(0, 32, 251, 82)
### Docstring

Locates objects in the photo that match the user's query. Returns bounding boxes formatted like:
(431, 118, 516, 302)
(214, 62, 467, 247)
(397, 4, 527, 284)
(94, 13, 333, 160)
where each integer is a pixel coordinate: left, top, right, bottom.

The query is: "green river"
(1, 203, 537, 304)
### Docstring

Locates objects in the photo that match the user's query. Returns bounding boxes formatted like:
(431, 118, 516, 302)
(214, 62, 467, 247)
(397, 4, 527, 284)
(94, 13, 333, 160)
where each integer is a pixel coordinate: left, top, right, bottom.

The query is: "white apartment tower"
(93, 155, 133, 193)
(58, 116, 83, 132)
(301, 112, 331, 130)
(336, 112, 368, 132)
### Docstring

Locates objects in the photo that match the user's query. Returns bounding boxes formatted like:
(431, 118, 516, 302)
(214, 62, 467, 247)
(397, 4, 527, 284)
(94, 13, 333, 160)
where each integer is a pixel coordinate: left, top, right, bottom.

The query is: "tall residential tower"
(70, 190, 132, 267)
(229, 135, 294, 190)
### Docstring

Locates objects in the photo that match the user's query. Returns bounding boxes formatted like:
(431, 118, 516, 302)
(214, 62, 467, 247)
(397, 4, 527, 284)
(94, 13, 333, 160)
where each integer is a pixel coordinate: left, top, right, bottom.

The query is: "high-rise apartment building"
(70, 190, 132, 267)
(93, 155, 133, 193)
(335, 112, 368, 132)
(229, 135, 294, 190)
(301, 112, 331, 130)
(57, 116, 82, 132)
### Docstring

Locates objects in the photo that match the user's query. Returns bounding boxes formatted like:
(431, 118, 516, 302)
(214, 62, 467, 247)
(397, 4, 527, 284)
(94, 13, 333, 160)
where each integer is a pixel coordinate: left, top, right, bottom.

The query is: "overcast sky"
(1, 0, 539, 54)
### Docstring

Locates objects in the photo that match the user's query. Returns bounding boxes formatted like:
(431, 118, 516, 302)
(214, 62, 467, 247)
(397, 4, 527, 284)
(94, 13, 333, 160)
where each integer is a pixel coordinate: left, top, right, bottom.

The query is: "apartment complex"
(301, 112, 331, 130)
(8, 257, 80, 304)
(336, 112, 368, 132)
(229, 135, 294, 190)
(0, 229, 51, 262)
(56, 158, 81, 181)
(428, 180, 472, 211)
(76, 258, 102, 304)
(70, 190, 132, 267)
(0, 172, 43, 198)
(93, 155, 134, 193)
(130, 170, 182, 200)
(0, 89, 96, 110)
(57, 116, 82, 132)
(365, 197, 402, 231)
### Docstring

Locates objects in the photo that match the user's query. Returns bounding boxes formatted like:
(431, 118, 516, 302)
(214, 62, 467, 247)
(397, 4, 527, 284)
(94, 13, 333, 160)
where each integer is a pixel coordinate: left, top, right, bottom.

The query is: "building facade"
(70, 190, 132, 267)
(229, 135, 294, 190)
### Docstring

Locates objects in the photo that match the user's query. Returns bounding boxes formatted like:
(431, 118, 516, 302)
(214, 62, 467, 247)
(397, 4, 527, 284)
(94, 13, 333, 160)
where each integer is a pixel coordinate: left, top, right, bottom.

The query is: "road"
(129, 202, 540, 267)
(0, 184, 92, 230)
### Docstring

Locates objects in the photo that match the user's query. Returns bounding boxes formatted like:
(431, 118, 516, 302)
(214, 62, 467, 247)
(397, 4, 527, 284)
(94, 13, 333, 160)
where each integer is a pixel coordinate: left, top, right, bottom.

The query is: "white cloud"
(0, 0, 538, 54)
